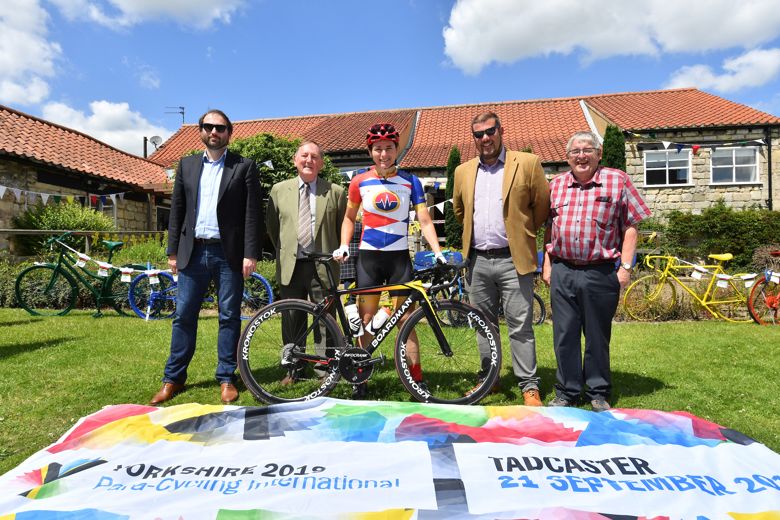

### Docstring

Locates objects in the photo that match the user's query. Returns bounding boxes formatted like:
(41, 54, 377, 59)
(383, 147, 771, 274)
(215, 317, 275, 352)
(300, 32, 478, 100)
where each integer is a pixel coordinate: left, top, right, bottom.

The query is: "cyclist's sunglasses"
(370, 123, 396, 135)
(201, 123, 228, 133)
(472, 125, 499, 139)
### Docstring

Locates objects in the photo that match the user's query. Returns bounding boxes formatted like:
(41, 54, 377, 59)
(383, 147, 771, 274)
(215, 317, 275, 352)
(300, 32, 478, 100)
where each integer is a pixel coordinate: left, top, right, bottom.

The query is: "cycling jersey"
(348, 167, 426, 251)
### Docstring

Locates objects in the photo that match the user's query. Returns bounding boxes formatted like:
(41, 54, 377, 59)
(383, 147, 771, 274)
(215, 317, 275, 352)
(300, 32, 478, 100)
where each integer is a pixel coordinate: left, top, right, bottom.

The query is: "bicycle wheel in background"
(748, 275, 780, 325)
(532, 292, 546, 325)
(238, 299, 344, 404)
(710, 275, 752, 323)
(623, 274, 676, 321)
(128, 271, 177, 320)
(106, 270, 135, 317)
(394, 299, 501, 405)
(241, 272, 274, 319)
(15, 264, 78, 316)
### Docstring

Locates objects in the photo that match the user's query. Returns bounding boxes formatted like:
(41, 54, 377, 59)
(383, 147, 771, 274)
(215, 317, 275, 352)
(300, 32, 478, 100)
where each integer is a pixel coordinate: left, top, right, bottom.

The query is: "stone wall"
(624, 127, 780, 218)
(0, 158, 157, 251)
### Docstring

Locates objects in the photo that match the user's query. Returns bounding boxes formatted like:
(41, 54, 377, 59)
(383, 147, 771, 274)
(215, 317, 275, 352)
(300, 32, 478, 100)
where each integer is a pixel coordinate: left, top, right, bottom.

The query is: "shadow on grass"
(610, 370, 666, 404)
(0, 318, 45, 327)
(0, 337, 77, 360)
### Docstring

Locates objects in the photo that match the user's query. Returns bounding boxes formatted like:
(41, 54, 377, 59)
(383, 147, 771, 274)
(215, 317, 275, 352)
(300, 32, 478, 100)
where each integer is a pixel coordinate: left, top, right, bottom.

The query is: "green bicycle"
(15, 232, 143, 317)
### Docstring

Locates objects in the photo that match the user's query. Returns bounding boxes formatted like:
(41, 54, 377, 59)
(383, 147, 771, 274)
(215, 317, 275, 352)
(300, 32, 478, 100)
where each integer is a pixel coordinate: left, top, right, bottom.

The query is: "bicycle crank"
(339, 348, 383, 384)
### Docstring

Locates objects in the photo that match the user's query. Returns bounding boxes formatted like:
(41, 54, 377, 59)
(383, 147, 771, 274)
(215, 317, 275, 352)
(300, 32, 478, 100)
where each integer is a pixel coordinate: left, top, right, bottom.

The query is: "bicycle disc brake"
(338, 348, 375, 384)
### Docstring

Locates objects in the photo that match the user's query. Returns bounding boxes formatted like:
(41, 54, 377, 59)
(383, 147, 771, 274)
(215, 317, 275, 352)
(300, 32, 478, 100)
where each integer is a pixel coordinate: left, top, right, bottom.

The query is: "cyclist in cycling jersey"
(334, 122, 445, 399)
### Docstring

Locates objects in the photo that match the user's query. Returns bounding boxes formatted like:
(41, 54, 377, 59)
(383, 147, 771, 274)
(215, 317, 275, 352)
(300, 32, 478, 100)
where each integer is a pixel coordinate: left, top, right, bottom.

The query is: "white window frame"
(643, 149, 693, 187)
(709, 146, 760, 185)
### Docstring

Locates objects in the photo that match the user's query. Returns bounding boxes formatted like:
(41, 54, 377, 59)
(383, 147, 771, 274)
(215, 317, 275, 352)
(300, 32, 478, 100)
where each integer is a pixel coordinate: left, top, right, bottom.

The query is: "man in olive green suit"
(266, 140, 347, 383)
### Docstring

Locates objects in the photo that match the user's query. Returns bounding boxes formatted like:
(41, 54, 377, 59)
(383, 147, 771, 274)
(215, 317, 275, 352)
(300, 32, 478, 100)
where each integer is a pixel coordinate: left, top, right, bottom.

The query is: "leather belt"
(194, 238, 221, 245)
(554, 257, 615, 268)
(474, 247, 511, 257)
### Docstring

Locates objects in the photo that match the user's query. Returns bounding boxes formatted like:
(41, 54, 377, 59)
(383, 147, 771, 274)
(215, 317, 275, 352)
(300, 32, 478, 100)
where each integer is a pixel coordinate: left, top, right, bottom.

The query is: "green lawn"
(1, 308, 779, 476)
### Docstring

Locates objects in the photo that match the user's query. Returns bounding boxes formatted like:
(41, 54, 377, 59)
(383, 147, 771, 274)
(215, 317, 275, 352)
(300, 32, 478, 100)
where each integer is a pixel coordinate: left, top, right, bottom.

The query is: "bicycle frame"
(643, 254, 745, 316)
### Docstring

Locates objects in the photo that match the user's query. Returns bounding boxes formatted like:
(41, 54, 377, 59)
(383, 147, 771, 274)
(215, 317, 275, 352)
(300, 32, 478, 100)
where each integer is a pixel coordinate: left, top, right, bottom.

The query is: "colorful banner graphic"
(0, 398, 778, 519)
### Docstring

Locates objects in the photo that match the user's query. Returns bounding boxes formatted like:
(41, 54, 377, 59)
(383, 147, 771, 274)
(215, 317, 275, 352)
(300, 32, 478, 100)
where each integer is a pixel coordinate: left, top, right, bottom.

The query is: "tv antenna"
(165, 106, 185, 125)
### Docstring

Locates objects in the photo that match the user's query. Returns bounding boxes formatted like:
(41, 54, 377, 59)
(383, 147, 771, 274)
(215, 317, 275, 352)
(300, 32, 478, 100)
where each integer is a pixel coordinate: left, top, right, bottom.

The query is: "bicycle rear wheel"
(15, 264, 78, 316)
(394, 300, 501, 405)
(748, 275, 780, 325)
(532, 292, 546, 325)
(623, 274, 676, 321)
(709, 276, 752, 323)
(106, 270, 134, 316)
(238, 299, 344, 404)
(241, 272, 274, 319)
(128, 272, 177, 319)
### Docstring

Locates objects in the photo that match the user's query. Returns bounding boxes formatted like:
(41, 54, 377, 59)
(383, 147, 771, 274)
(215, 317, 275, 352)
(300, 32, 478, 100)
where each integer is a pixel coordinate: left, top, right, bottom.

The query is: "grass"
(1, 308, 779, 476)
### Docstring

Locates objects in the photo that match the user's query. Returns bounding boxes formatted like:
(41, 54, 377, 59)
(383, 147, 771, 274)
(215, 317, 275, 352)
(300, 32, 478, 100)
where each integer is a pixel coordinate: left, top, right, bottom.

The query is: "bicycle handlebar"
(46, 231, 74, 246)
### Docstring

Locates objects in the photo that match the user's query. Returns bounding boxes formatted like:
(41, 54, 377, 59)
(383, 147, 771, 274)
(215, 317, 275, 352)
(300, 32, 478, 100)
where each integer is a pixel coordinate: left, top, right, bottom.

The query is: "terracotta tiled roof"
(150, 110, 418, 167)
(584, 88, 780, 130)
(149, 89, 780, 171)
(0, 105, 167, 187)
(402, 98, 586, 168)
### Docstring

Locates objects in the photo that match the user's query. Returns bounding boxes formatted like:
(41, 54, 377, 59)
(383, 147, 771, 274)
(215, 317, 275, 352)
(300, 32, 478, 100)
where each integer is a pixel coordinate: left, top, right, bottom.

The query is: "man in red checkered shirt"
(542, 131, 651, 412)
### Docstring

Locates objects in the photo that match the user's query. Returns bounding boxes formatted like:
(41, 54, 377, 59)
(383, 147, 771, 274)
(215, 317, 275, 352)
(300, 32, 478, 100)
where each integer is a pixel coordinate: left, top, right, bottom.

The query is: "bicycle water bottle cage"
(708, 253, 732, 262)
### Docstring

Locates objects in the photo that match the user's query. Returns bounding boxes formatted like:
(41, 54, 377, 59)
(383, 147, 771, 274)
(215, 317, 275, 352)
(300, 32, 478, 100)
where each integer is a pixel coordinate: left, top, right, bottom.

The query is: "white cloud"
(49, 0, 246, 29)
(0, 0, 61, 105)
(443, 0, 780, 75)
(42, 100, 173, 157)
(665, 48, 780, 92)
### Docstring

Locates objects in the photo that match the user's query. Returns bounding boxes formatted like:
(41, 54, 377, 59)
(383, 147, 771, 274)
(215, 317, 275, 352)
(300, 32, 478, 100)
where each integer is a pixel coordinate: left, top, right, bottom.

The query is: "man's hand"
(617, 267, 631, 288)
(332, 245, 349, 263)
(243, 258, 257, 279)
(167, 255, 178, 275)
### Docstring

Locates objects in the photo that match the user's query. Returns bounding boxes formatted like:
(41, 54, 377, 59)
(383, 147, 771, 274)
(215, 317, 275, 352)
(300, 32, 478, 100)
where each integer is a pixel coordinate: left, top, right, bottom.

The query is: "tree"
(228, 133, 344, 192)
(601, 124, 626, 171)
(444, 146, 462, 249)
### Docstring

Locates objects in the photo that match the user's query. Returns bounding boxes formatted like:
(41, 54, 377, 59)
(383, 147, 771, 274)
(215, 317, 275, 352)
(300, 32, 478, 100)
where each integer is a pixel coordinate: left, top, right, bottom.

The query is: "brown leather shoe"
(523, 389, 543, 407)
(220, 383, 239, 403)
(150, 382, 184, 405)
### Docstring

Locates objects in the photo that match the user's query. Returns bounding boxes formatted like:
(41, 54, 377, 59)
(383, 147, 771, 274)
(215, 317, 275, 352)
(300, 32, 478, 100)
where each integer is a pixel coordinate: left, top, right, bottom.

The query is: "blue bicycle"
(127, 270, 274, 320)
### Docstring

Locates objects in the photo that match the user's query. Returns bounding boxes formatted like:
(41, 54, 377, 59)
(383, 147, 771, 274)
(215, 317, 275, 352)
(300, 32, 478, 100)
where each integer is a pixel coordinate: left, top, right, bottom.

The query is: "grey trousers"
(467, 252, 539, 391)
(550, 259, 619, 401)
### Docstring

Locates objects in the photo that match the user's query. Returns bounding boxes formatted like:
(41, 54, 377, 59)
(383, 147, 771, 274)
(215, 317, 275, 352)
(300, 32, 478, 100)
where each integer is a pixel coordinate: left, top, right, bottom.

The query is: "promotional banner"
(1, 398, 778, 519)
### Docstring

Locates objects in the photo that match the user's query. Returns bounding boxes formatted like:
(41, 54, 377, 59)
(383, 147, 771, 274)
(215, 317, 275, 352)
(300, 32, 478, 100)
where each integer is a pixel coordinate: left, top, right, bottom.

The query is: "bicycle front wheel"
(238, 299, 344, 404)
(748, 275, 780, 325)
(394, 300, 501, 405)
(128, 272, 177, 319)
(106, 270, 134, 316)
(15, 264, 78, 316)
(241, 273, 274, 319)
(623, 274, 676, 321)
(532, 292, 546, 325)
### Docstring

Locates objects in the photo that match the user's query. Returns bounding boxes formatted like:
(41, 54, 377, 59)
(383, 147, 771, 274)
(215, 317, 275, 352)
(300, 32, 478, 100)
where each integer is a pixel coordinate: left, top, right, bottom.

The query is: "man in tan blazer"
(266, 140, 347, 383)
(453, 111, 550, 406)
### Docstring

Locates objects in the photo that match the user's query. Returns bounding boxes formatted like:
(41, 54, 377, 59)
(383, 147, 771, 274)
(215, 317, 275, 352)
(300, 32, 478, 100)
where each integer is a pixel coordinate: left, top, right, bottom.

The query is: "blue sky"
(3, 0, 780, 156)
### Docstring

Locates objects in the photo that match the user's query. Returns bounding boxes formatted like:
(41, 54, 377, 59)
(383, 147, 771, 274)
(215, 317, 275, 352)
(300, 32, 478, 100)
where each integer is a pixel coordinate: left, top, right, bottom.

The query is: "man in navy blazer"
(150, 109, 263, 405)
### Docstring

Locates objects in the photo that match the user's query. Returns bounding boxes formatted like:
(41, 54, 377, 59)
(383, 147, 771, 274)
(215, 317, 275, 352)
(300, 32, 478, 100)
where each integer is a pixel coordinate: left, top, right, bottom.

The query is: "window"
(644, 149, 690, 186)
(711, 147, 758, 184)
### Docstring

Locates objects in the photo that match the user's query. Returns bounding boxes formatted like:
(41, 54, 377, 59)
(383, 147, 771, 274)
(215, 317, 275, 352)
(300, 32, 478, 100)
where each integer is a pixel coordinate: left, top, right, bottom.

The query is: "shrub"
(751, 244, 780, 274)
(12, 202, 116, 256)
(601, 124, 626, 171)
(444, 146, 462, 249)
(112, 234, 169, 269)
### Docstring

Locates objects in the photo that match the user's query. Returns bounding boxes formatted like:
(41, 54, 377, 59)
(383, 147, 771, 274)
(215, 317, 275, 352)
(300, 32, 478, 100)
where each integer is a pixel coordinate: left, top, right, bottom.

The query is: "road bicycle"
(127, 269, 274, 320)
(747, 250, 780, 325)
(15, 232, 143, 317)
(414, 250, 547, 325)
(623, 253, 752, 323)
(238, 252, 501, 405)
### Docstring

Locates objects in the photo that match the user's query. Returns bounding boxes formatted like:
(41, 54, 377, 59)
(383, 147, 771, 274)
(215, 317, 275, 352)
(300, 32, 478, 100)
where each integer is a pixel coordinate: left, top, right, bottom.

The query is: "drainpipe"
(766, 126, 773, 211)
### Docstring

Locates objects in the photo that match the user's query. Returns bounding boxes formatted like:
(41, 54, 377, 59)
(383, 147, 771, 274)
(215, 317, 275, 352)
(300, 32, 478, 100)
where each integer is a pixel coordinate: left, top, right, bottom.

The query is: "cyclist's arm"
(339, 204, 360, 249)
(415, 204, 442, 254)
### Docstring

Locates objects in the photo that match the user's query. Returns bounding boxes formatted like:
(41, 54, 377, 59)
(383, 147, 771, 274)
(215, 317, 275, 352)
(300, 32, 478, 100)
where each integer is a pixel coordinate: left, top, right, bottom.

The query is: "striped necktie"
(297, 182, 313, 249)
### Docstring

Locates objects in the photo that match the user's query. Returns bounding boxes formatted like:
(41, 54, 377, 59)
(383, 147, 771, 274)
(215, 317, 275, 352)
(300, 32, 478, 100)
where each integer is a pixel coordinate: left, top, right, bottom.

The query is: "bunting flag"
(0, 186, 6, 199)
(0, 399, 778, 518)
(0, 184, 128, 205)
(262, 160, 274, 169)
(631, 133, 768, 153)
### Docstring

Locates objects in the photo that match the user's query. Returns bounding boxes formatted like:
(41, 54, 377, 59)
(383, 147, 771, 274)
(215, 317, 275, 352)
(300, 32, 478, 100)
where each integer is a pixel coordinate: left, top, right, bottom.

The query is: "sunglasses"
(370, 123, 396, 135)
(472, 125, 499, 139)
(201, 123, 228, 133)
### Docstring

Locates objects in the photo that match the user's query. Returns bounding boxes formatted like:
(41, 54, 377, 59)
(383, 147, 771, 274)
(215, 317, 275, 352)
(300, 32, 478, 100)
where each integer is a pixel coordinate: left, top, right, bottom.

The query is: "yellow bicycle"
(623, 253, 752, 323)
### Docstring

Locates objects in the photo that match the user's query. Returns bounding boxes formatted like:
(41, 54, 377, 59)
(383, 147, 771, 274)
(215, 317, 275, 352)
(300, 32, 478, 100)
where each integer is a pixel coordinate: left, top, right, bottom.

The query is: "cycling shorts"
(356, 250, 412, 297)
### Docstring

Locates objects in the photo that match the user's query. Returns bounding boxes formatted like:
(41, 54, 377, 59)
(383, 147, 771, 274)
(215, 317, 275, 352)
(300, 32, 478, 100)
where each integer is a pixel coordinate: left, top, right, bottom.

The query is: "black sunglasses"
(201, 123, 228, 133)
(370, 123, 396, 135)
(472, 125, 499, 139)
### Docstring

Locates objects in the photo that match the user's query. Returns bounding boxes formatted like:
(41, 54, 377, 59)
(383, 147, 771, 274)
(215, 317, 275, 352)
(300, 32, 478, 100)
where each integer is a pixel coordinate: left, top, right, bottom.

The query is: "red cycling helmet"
(366, 123, 399, 147)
